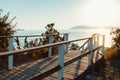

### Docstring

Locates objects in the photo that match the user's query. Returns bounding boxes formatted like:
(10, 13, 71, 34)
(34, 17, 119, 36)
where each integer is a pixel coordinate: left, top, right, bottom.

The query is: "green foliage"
(0, 10, 16, 52)
(104, 28, 120, 60)
(22, 23, 63, 57)
(42, 23, 63, 53)
(42, 23, 63, 44)
(69, 43, 79, 50)
(110, 28, 120, 48)
(104, 47, 120, 60)
(103, 28, 120, 80)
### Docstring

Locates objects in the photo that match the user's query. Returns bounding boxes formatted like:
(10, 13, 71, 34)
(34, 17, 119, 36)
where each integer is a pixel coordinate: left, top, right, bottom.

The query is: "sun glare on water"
(78, 0, 119, 47)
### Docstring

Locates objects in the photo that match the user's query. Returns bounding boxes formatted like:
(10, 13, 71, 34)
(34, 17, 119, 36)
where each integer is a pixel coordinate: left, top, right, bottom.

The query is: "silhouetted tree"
(42, 23, 63, 44)
(0, 10, 16, 52)
(110, 28, 120, 48)
(104, 28, 120, 60)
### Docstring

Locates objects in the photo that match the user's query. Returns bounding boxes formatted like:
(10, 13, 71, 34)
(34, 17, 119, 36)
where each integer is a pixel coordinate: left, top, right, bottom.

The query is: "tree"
(104, 28, 120, 60)
(42, 23, 63, 44)
(110, 28, 120, 48)
(0, 10, 16, 52)
(43, 23, 64, 54)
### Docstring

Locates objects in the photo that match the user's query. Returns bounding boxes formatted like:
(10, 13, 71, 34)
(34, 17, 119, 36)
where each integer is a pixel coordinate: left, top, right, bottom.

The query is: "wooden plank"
(0, 56, 58, 79)
(28, 65, 61, 80)
(64, 51, 90, 67)
(0, 48, 103, 80)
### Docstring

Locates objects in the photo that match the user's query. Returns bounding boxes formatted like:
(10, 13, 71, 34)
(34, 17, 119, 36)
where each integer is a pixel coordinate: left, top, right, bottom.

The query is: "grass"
(104, 46, 120, 80)
(104, 47, 120, 60)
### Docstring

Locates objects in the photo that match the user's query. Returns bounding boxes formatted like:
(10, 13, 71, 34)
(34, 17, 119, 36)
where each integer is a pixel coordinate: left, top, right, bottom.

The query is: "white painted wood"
(8, 37, 14, 70)
(88, 38, 93, 66)
(58, 44, 64, 80)
(0, 37, 92, 56)
(48, 36, 54, 58)
(102, 35, 105, 55)
(95, 36, 99, 62)
(64, 34, 68, 53)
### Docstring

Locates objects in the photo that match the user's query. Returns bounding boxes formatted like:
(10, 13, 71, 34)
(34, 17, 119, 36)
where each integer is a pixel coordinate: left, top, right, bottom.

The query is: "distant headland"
(71, 25, 118, 29)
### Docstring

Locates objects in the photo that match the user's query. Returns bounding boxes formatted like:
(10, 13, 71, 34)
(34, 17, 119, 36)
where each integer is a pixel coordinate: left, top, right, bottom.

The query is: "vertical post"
(88, 38, 93, 66)
(64, 34, 68, 53)
(48, 35, 53, 58)
(82, 46, 84, 51)
(95, 35, 99, 62)
(8, 37, 14, 70)
(87, 40, 90, 50)
(94, 37, 96, 48)
(102, 35, 105, 55)
(58, 44, 64, 80)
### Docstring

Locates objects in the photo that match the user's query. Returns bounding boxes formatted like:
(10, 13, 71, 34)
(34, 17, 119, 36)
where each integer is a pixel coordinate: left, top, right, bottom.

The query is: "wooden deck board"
(0, 50, 93, 80)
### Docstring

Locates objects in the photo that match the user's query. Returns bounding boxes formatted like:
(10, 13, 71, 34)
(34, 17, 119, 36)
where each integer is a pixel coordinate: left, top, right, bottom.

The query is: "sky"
(0, 0, 120, 29)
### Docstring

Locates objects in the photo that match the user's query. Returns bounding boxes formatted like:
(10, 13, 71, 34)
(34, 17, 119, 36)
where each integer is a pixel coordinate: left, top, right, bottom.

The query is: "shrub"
(0, 9, 16, 52)
(104, 46, 120, 60)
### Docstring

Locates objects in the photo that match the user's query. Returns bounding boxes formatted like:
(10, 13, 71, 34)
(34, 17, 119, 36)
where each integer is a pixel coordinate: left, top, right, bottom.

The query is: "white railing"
(0, 33, 105, 80)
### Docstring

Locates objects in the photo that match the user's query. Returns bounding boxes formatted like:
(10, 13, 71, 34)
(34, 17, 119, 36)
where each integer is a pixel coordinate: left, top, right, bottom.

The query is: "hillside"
(71, 25, 115, 29)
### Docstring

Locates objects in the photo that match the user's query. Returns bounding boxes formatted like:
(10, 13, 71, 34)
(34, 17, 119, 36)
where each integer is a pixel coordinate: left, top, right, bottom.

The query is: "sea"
(14, 28, 111, 48)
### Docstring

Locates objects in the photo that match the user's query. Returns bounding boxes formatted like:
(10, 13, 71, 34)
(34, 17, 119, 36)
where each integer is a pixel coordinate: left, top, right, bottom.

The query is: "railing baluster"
(8, 37, 14, 70)
(64, 34, 68, 53)
(95, 35, 99, 62)
(0, 34, 106, 80)
(48, 35, 54, 58)
(88, 38, 93, 66)
(58, 44, 64, 80)
(102, 35, 105, 55)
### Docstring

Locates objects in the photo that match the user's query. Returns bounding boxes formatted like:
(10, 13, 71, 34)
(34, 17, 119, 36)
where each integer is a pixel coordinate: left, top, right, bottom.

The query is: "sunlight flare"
(80, 0, 120, 26)
(94, 29, 111, 47)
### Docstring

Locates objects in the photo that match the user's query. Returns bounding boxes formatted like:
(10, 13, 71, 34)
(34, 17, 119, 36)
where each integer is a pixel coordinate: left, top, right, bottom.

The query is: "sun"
(80, 0, 120, 26)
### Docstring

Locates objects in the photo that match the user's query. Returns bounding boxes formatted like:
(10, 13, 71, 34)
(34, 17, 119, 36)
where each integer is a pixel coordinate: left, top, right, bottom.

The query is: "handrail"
(0, 33, 69, 52)
(0, 37, 92, 56)
(0, 33, 105, 80)
(79, 33, 104, 50)
(0, 33, 68, 38)
(79, 39, 90, 50)
(0, 34, 104, 56)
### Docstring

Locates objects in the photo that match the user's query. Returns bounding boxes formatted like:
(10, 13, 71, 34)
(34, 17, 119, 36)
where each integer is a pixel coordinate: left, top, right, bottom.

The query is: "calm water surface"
(15, 29, 111, 47)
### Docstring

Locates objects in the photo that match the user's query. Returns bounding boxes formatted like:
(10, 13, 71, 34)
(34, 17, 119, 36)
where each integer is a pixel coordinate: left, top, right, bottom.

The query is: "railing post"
(102, 35, 105, 55)
(48, 35, 54, 58)
(58, 44, 64, 80)
(95, 35, 99, 62)
(64, 34, 68, 53)
(88, 38, 93, 66)
(8, 37, 14, 70)
(94, 36, 97, 48)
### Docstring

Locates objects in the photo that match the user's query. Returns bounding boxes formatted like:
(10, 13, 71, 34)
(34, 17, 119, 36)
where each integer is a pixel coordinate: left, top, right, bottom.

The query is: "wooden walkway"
(0, 50, 92, 80)
(0, 33, 105, 80)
